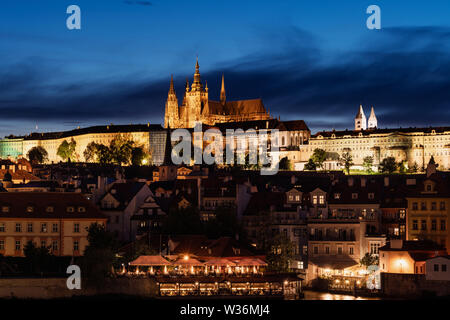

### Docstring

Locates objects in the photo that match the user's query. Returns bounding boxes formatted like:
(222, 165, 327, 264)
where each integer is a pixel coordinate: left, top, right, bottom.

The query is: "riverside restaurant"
(122, 255, 303, 298)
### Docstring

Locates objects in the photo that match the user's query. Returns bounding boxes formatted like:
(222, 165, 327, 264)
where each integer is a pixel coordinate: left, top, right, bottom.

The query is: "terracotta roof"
(0, 169, 39, 182)
(0, 192, 106, 219)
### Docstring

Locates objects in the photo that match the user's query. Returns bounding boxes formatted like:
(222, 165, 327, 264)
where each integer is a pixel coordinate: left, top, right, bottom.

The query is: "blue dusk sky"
(1, 0, 450, 137)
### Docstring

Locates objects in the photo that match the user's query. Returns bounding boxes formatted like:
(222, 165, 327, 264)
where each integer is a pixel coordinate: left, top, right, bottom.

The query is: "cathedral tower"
(355, 105, 367, 131)
(368, 106, 378, 129)
(164, 75, 179, 128)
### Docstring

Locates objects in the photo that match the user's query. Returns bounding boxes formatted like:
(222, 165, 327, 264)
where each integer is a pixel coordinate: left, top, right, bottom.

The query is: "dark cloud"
(1, 26, 450, 135)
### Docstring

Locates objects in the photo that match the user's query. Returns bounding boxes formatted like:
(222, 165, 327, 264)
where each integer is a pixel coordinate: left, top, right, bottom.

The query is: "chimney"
(384, 177, 389, 187)
(291, 175, 296, 185)
(361, 177, 366, 187)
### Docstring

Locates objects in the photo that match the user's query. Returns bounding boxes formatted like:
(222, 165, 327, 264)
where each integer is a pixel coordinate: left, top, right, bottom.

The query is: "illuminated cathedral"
(164, 59, 272, 128)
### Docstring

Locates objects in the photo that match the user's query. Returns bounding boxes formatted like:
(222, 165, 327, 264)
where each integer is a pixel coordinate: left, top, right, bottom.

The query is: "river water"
(303, 290, 381, 300)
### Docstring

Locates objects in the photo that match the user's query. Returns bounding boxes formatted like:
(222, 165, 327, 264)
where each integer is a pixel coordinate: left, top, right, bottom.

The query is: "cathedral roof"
(204, 99, 267, 116)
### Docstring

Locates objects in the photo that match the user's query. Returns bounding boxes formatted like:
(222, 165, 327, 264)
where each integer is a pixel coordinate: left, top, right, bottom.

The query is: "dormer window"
(425, 184, 432, 192)
(352, 193, 358, 200)
(2, 206, 10, 213)
(26, 206, 34, 213)
(46, 206, 54, 213)
(78, 207, 86, 213)
(368, 193, 375, 200)
(66, 207, 75, 213)
(334, 193, 341, 199)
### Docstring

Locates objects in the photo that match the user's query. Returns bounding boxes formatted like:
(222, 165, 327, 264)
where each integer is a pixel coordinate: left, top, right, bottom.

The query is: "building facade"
(0, 192, 106, 256)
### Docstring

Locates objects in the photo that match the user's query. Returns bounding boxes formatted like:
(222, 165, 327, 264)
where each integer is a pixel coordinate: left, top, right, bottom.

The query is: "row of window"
(433, 264, 448, 272)
(313, 246, 354, 255)
(0, 239, 78, 252)
(412, 219, 446, 231)
(1, 206, 86, 213)
(0, 223, 80, 233)
(412, 202, 446, 211)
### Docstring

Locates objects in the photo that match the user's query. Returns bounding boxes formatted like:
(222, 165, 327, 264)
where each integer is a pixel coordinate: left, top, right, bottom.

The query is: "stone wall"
(0, 277, 157, 299)
(381, 272, 450, 298)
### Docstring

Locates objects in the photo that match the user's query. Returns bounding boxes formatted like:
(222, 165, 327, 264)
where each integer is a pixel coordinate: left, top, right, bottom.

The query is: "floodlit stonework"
(164, 59, 271, 129)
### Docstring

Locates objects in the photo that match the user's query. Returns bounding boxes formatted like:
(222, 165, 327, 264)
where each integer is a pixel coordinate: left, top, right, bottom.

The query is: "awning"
(309, 257, 358, 270)
(174, 257, 204, 266)
(129, 255, 172, 266)
(204, 258, 236, 266)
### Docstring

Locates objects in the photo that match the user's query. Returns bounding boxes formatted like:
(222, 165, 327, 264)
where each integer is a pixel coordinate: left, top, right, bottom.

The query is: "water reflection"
(303, 290, 380, 300)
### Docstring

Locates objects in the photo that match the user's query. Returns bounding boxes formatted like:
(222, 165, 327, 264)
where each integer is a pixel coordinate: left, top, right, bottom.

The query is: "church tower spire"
(368, 106, 378, 129)
(354, 104, 367, 131)
(220, 74, 226, 105)
(164, 75, 179, 128)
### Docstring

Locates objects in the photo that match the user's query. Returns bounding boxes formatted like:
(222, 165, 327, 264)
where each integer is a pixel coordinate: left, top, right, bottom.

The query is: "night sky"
(1, 0, 450, 137)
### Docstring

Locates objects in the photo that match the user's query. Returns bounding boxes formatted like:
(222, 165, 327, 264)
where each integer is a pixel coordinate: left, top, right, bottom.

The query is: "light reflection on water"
(303, 290, 381, 300)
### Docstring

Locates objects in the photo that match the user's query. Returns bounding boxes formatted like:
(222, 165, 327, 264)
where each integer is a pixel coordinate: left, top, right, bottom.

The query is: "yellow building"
(0, 192, 107, 257)
(406, 175, 450, 252)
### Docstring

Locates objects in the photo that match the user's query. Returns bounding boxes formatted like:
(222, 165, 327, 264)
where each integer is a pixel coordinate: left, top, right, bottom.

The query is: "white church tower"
(368, 106, 378, 129)
(354, 105, 367, 131)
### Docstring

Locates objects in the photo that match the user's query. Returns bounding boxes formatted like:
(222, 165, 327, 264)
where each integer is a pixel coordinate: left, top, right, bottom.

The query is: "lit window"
(78, 207, 86, 213)
(26, 206, 34, 213)
(2, 206, 10, 213)
(15, 223, 21, 232)
(74, 223, 80, 233)
(41, 223, 47, 233)
(46, 206, 54, 213)
(67, 207, 75, 213)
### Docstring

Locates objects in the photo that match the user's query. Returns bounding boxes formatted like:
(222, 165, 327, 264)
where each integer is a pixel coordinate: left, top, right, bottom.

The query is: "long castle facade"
(164, 59, 271, 128)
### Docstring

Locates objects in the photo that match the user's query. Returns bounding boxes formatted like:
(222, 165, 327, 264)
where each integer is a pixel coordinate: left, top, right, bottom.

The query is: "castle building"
(299, 106, 450, 170)
(164, 59, 271, 129)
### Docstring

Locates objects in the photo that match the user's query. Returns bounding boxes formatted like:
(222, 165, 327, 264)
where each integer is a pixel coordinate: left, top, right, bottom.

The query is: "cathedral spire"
(191, 57, 203, 92)
(220, 74, 226, 105)
(169, 74, 175, 93)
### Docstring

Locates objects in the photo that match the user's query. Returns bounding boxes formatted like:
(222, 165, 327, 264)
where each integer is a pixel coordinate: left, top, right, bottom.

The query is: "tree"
(398, 160, 408, 174)
(82, 223, 119, 286)
(311, 148, 327, 170)
(23, 240, 52, 274)
(57, 138, 76, 162)
(379, 157, 397, 174)
(360, 253, 379, 269)
(109, 134, 134, 166)
(265, 234, 295, 273)
(363, 156, 374, 174)
(279, 157, 292, 171)
(84, 142, 100, 163)
(96, 144, 112, 164)
(27, 146, 48, 164)
(340, 152, 354, 174)
(204, 206, 242, 239)
(409, 161, 419, 173)
(131, 146, 149, 166)
(304, 159, 317, 171)
(162, 206, 203, 235)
